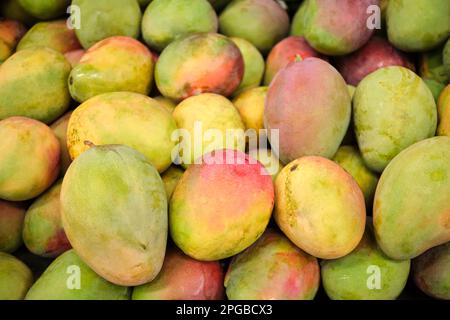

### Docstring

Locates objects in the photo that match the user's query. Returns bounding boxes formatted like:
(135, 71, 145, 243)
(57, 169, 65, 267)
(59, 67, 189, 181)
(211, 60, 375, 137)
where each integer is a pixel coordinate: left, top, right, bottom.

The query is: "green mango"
(0, 252, 33, 300)
(18, 0, 70, 20)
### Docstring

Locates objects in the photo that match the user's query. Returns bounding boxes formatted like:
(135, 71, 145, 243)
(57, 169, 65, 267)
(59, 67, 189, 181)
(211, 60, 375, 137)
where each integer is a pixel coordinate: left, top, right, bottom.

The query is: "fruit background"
(0, 0, 449, 301)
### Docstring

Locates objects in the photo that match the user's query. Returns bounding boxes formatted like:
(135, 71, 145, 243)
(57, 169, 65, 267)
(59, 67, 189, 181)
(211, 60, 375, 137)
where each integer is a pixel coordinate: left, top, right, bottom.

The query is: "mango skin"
(0, 252, 33, 300)
(172, 93, 245, 167)
(333, 146, 379, 208)
(291, 0, 378, 55)
(225, 229, 320, 300)
(232, 86, 267, 133)
(247, 148, 282, 182)
(61, 145, 168, 286)
(0, 200, 25, 253)
(25, 250, 130, 300)
(0, 48, 71, 124)
(161, 166, 184, 201)
(155, 33, 244, 101)
(67, 92, 177, 173)
(230, 37, 264, 96)
(142, 0, 218, 52)
(373, 136, 450, 260)
(72, 0, 142, 49)
(413, 242, 450, 300)
(386, 0, 450, 52)
(0, 19, 27, 63)
(18, 0, 69, 20)
(322, 221, 411, 300)
(275, 156, 366, 259)
(133, 247, 224, 300)
(17, 20, 81, 54)
(354, 66, 437, 173)
(219, 0, 289, 54)
(170, 149, 274, 261)
(69, 36, 154, 103)
(264, 58, 351, 164)
(50, 111, 72, 176)
(23, 180, 70, 258)
(0, 117, 60, 201)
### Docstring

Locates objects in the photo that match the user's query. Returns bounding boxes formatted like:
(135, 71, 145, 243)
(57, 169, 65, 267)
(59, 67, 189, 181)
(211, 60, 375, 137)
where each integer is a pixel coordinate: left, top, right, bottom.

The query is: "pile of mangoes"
(0, 0, 449, 301)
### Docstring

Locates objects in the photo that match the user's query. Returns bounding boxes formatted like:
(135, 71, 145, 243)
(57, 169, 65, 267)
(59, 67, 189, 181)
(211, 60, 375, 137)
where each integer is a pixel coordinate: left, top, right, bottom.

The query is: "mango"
(424, 78, 446, 103)
(232, 86, 267, 133)
(333, 146, 379, 208)
(0, 48, 71, 124)
(142, 0, 218, 52)
(413, 242, 450, 300)
(155, 33, 244, 101)
(0, 19, 27, 63)
(17, 20, 81, 54)
(291, 0, 378, 55)
(0, 200, 25, 253)
(67, 92, 176, 173)
(161, 166, 184, 200)
(374, 136, 450, 260)
(69, 36, 154, 103)
(321, 221, 410, 300)
(50, 111, 72, 176)
(219, 0, 289, 54)
(172, 93, 245, 167)
(225, 229, 320, 300)
(0, 252, 33, 300)
(133, 247, 224, 300)
(275, 156, 366, 259)
(72, 0, 142, 49)
(264, 58, 351, 164)
(0, 117, 60, 201)
(264, 36, 324, 85)
(247, 148, 282, 182)
(61, 144, 167, 286)
(170, 149, 274, 261)
(386, 0, 450, 52)
(154, 96, 176, 113)
(230, 37, 264, 95)
(64, 49, 84, 68)
(23, 180, 70, 258)
(25, 250, 130, 300)
(18, 0, 69, 20)
(354, 66, 437, 173)
(0, 0, 36, 26)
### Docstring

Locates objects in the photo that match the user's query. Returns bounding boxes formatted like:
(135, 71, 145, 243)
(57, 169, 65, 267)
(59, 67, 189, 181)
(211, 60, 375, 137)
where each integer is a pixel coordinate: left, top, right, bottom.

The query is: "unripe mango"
(0, 253, 33, 300)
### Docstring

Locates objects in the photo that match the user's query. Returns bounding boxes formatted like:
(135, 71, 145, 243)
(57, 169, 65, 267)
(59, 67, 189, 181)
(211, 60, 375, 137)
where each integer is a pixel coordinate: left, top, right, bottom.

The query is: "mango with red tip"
(133, 247, 224, 300)
(374, 137, 450, 260)
(0, 117, 60, 201)
(0, 200, 25, 253)
(155, 33, 244, 101)
(69, 36, 154, 103)
(18, 0, 70, 20)
(274, 156, 366, 259)
(23, 180, 70, 258)
(0, 19, 26, 63)
(170, 149, 274, 261)
(0, 252, 33, 300)
(225, 229, 320, 300)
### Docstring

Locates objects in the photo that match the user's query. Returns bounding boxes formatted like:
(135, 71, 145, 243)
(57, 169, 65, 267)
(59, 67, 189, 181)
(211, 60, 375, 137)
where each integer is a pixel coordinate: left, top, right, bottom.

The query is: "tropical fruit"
(18, 0, 70, 20)
(25, 250, 130, 300)
(386, 0, 450, 52)
(170, 149, 274, 261)
(67, 92, 177, 173)
(17, 20, 81, 54)
(23, 180, 70, 258)
(172, 93, 245, 167)
(230, 37, 264, 95)
(72, 0, 142, 49)
(161, 166, 184, 200)
(413, 242, 450, 300)
(354, 66, 437, 173)
(0, 48, 71, 124)
(141, 0, 218, 52)
(373, 137, 450, 260)
(274, 156, 366, 259)
(219, 0, 289, 53)
(291, 0, 378, 55)
(247, 148, 282, 182)
(321, 221, 411, 300)
(0, 200, 25, 253)
(0, 117, 60, 201)
(50, 111, 72, 176)
(225, 229, 320, 300)
(264, 36, 323, 85)
(333, 146, 379, 207)
(264, 58, 351, 164)
(61, 144, 168, 286)
(133, 247, 224, 300)
(69, 36, 154, 103)
(155, 33, 244, 101)
(0, 19, 27, 63)
(0, 252, 33, 300)
(232, 86, 267, 133)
